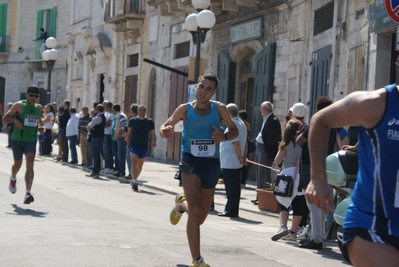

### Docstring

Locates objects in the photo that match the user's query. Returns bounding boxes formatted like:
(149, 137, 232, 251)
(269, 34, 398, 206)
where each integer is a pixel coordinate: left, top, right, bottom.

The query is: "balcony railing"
(104, 0, 144, 22)
(0, 35, 10, 53)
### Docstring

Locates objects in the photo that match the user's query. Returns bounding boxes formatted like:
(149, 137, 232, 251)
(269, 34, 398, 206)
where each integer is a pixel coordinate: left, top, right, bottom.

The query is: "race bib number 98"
(190, 139, 215, 157)
(24, 115, 39, 127)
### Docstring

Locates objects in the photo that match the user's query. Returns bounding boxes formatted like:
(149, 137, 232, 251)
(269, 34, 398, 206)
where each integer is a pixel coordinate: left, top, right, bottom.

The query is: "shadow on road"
(7, 204, 48, 217)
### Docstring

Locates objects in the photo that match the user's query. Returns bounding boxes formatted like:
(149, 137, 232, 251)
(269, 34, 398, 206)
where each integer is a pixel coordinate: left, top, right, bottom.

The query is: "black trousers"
(60, 127, 69, 162)
(222, 168, 242, 217)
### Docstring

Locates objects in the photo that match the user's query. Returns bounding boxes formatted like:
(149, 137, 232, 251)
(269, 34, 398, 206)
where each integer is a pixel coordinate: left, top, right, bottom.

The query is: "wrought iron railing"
(0, 35, 10, 53)
(104, 0, 142, 21)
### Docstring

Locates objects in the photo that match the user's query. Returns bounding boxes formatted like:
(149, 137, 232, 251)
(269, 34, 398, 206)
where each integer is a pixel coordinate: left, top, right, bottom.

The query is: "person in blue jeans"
(66, 107, 80, 164)
(307, 84, 399, 266)
(111, 104, 128, 177)
(102, 101, 115, 174)
(85, 105, 106, 177)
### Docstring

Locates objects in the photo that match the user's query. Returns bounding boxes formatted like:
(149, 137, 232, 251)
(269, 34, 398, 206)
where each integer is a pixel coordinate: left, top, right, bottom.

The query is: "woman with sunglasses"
(2, 85, 44, 204)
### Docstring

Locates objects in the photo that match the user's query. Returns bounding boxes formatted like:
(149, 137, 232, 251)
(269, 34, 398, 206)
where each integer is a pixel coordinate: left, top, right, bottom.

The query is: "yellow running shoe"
(170, 193, 186, 225)
(190, 257, 210, 267)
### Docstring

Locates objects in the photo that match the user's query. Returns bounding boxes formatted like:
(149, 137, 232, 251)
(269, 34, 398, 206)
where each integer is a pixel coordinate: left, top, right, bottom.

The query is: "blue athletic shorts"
(341, 227, 399, 264)
(179, 152, 220, 189)
(129, 146, 148, 159)
(12, 140, 37, 160)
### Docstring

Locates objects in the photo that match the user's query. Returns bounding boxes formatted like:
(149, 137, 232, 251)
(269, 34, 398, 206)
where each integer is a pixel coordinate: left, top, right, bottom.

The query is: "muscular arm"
(306, 89, 385, 214)
(126, 127, 132, 146)
(159, 104, 187, 139)
(3, 102, 23, 129)
(150, 129, 156, 148)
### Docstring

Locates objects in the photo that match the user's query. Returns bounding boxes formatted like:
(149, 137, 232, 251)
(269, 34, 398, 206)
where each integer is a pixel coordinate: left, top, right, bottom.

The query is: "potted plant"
(256, 183, 279, 213)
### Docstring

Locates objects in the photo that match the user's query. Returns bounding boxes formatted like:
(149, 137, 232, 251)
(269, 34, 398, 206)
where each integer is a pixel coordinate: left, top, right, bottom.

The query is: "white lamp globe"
(185, 13, 198, 32)
(192, 0, 210, 10)
(42, 50, 49, 61)
(45, 37, 57, 49)
(48, 49, 59, 60)
(197, 10, 216, 29)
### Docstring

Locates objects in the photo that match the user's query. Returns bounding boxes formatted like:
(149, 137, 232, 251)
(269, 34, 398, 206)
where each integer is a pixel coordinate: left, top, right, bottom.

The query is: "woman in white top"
(271, 119, 308, 241)
(41, 104, 55, 155)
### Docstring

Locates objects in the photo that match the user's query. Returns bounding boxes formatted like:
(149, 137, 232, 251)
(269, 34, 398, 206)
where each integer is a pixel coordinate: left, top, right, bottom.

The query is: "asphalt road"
(0, 137, 348, 267)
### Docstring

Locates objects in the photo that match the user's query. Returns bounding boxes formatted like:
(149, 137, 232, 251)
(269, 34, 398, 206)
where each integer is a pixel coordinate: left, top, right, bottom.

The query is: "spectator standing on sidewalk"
(58, 100, 70, 162)
(238, 109, 251, 188)
(271, 119, 306, 242)
(126, 105, 156, 191)
(125, 103, 138, 180)
(101, 101, 115, 174)
(85, 104, 106, 178)
(111, 104, 128, 177)
(159, 73, 238, 267)
(41, 103, 55, 155)
(218, 103, 247, 218)
(3, 85, 44, 204)
(66, 107, 80, 164)
(78, 106, 92, 168)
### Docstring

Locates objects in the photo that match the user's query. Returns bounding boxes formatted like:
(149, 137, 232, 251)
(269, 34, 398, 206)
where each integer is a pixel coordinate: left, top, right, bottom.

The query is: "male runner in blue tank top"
(160, 73, 238, 267)
(306, 84, 399, 266)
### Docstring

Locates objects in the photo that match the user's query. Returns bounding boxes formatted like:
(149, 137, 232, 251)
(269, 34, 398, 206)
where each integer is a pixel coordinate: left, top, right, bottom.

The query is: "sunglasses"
(28, 93, 39, 98)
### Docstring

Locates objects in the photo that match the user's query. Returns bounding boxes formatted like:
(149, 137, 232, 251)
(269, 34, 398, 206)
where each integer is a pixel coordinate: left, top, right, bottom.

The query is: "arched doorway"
(239, 51, 256, 134)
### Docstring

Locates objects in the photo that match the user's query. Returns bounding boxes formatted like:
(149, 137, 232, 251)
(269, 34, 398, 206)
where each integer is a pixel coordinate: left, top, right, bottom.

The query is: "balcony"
(0, 35, 10, 54)
(104, 0, 145, 29)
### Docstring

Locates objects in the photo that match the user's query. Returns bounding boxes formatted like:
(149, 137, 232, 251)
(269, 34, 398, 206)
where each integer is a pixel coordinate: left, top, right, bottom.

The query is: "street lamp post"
(42, 37, 59, 99)
(185, 0, 216, 83)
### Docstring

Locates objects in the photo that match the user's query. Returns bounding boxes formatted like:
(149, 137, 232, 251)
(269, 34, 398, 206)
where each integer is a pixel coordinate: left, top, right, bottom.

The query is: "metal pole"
(47, 62, 52, 91)
(194, 26, 201, 83)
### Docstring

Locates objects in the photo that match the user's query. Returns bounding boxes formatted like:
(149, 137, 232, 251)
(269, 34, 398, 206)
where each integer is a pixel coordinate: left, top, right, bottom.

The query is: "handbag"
(247, 140, 256, 154)
(273, 149, 301, 197)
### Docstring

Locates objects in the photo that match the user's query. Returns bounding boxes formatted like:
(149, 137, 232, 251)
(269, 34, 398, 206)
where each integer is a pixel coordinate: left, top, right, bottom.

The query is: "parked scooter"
(325, 149, 358, 249)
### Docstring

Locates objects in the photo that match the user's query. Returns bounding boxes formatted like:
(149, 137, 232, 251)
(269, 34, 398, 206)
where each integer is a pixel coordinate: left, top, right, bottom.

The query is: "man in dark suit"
(252, 101, 281, 204)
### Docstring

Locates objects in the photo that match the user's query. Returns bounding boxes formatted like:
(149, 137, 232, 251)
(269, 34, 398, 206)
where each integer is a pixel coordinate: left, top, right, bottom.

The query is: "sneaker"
(9, 176, 17, 194)
(271, 226, 289, 241)
(24, 193, 34, 204)
(170, 193, 186, 225)
(85, 172, 100, 178)
(298, 239, 323, 249)
(124, 174, 131, 179)
(297, 227, 309, 240)
(131, 180, 138, 191)
(190, 257, 209, 267)
(282, 232, 297, 241)
(297, 226, 304, 236)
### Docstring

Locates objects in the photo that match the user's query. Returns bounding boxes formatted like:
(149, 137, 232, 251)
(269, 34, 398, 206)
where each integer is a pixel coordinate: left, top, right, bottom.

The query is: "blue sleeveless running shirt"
(181, 101, 220, 158)
(343, 84, 399, 237)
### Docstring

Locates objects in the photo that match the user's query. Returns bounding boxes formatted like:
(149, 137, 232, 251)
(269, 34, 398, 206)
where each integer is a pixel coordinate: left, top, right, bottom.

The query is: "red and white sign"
(385, 0, 399, 24)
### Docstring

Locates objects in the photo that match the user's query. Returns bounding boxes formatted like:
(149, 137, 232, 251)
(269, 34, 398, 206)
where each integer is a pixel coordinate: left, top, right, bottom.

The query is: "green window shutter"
(36, 10, 43, 59)
(49, 8, 57, 38)
(0, 4, 8, 52)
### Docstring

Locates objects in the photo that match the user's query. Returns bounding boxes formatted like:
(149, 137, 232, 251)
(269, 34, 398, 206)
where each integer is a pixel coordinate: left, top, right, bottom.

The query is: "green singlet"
(11, 100, 40, 142)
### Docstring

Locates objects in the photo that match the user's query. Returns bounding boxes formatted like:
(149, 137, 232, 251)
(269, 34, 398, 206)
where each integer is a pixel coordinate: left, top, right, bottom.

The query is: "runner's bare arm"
(306, 89, 385, 214)
(159, 104, 187, 139)
(3, 102, 23, 129)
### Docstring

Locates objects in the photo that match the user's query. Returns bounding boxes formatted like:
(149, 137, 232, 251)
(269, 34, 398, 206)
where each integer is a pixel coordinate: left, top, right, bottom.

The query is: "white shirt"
(256, 113, 272, 144)
(43, 112, 54, 129)
(220, 117, 247, 169)
(104, 111, 115, 135)
(66, 113, 80, 137)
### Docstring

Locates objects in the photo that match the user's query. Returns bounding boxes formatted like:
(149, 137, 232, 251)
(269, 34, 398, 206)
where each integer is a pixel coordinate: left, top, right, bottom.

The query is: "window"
(314, 1, 334, 36)
(127, 54, 139, 68)
(175, 41, 190, 59)
(0, 3, 8, 52)
(35, 8, 57, 59)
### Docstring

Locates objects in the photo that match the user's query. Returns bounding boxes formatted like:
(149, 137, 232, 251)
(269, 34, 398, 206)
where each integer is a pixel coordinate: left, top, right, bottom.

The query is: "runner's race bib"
(24, 115, 39, 127)
(191, 139, 215, 157)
